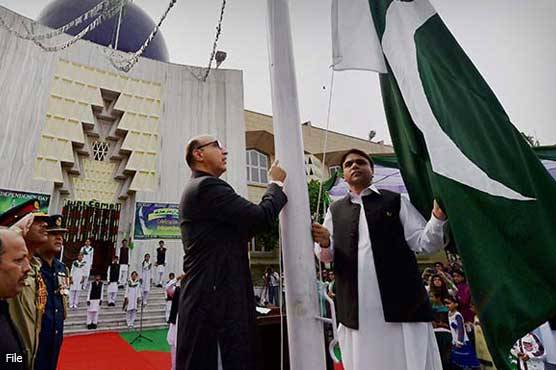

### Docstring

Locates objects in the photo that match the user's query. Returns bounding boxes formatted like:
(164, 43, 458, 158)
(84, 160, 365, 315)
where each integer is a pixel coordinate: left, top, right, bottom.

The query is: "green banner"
(134, 202, 180, 240)
(0, 189, 50, 214)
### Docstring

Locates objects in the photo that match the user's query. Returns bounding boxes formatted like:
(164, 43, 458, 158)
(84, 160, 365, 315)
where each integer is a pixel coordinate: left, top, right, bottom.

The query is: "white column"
(265, 1, 326, 369)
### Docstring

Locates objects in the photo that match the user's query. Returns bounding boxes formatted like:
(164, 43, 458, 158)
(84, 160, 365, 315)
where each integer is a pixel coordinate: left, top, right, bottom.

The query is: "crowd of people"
(0, 201, 181, 370)
(2, 134, 555, 370)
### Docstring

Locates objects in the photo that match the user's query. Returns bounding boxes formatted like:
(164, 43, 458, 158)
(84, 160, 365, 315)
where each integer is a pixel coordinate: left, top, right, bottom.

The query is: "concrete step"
(65, 312, 166, 327)
(65, 307, 166, 322)
(63, 286, 170, 334)
(71, 287, 168, 297)
(70, 297, 168, 308)
(64, 321, 168, 336)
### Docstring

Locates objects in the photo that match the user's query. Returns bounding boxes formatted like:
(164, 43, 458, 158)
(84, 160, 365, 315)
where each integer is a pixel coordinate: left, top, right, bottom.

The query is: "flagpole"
(265, 0, 326, 369)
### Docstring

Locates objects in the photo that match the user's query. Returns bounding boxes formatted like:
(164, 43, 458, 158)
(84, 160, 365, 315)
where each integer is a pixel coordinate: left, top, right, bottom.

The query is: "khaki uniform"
(8, 256, 47, 370)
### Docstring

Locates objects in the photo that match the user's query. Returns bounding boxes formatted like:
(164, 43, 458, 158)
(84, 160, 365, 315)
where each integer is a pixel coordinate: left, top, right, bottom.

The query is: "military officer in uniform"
(0, 199, 49, 370)
(35, 215, 69, 370)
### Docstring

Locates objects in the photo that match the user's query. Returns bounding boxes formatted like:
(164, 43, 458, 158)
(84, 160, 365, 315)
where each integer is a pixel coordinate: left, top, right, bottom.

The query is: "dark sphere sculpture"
(37, 0, 170, 62)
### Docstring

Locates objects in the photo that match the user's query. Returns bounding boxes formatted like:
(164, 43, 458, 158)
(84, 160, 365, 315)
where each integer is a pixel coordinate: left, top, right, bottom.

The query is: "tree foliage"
(254, 180, 331, 250)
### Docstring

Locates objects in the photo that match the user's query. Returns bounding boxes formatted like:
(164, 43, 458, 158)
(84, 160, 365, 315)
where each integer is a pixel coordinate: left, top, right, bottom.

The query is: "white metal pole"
(265, 0, 326, 368)
(114, 3, 124, 50)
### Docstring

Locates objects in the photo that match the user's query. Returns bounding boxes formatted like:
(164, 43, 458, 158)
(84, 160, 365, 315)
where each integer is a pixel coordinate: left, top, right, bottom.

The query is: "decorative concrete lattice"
(92, 141, 110, 161)
(34, 59, 163, 199)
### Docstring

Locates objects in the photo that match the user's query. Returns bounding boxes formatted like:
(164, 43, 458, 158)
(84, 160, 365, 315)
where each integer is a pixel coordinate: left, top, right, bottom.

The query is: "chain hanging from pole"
(187, 0, 227, 82)
(27, 3, 126, 52)
(0, 0, 122, 41)
(105, 0, 177, 73)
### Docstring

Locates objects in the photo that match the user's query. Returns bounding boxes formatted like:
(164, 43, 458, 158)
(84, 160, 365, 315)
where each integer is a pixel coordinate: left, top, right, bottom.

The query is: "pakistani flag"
(332, 0, 556, 368)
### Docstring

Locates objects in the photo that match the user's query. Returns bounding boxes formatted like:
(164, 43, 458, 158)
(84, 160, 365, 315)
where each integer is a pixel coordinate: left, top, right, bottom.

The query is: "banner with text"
(0, 189, 50, 214)
(134, 202, 180, 240)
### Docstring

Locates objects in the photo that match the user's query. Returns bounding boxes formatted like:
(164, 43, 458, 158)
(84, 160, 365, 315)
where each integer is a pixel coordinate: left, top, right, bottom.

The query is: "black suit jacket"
(176, 171, 287, 370)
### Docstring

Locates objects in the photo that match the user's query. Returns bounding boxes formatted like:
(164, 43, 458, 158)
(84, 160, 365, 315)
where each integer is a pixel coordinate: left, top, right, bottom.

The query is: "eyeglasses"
(343, 158, 369, 168)
(195, 140, 223, 151)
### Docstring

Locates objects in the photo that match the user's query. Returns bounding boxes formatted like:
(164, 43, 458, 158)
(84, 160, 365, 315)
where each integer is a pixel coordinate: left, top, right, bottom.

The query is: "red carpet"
(58, 332, 171, 370)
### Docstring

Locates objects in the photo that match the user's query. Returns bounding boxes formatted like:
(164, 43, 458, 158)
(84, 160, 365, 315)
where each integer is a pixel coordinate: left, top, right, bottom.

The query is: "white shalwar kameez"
(80, 245, 94, 289)
(141, 261, 152, 305)
(86, 283, 104, 325)
(165, 278, 177, 322)
(125, 279, 142, 327)
(315, 186, 447, 370)
(69, 260, 85, 308)
(106, 265, 119, 305)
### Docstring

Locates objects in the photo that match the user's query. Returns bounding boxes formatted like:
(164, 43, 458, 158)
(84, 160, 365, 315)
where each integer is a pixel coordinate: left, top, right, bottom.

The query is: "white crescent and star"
(380, 0, 534, 201)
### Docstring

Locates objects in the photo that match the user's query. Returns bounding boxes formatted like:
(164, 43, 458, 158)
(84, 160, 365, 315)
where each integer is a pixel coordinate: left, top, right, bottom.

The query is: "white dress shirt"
(315, 185, 447, 370)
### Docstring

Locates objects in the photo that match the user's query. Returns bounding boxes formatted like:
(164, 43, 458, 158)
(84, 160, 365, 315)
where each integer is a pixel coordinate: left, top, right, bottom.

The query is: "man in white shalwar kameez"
(80, 238, 94, 290)
(312, 149, 447, 370)
(69, 253, 86, 309)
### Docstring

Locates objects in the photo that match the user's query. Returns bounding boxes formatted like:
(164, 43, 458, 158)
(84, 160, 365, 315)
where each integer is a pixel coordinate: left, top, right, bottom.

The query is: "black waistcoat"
(109, 263, 120, 282)
(331, 189, 433, 329)
(89, 282, 103, 300)
(119, 247, 129, 265)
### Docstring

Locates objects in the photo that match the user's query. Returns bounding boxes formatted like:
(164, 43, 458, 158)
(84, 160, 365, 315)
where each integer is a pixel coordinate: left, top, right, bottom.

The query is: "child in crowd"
(471, 303, 496, 370)
(430, 292, 452, 369)
(86, 274, 104, 330)
(124, 271, 142, 328)
(511, 332, 546, 370)
(446, 296, 480, 369)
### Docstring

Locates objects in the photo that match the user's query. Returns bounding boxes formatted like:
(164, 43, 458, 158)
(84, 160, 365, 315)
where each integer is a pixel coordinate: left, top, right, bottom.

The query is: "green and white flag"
(332, 0, 556, 368)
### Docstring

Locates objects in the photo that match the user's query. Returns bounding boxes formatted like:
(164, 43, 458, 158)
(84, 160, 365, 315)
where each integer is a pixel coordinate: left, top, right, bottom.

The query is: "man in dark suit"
(177, 135, 287, 370)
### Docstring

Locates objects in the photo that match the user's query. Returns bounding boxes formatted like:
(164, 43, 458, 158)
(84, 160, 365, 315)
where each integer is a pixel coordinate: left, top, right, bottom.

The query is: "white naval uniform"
(141, 261, 152, 304)
(69, 260, 86, 308)
(80, 245, 94, 289)
(315, 186, 447, 370)
(125, 279, 142, 327)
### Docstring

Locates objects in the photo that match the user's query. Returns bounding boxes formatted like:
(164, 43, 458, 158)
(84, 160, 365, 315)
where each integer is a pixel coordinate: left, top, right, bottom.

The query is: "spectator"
(512, 332, 545, 370)
(264, 267, 280, 306)
(446, 296, 480, 369)
(429, 274, 453, 302)
(434, 261, 445, 273)
(472, 303, 496, 370)
(0, 228, 31, 370)
(422, 267, 435, 289)
(430, 292, 451, 370)
(453, 269, 474, 323)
